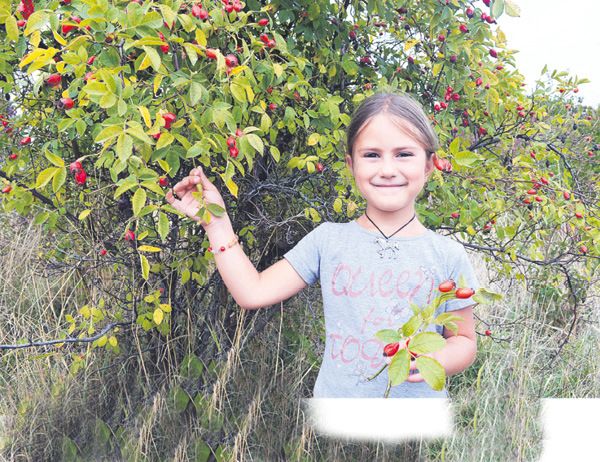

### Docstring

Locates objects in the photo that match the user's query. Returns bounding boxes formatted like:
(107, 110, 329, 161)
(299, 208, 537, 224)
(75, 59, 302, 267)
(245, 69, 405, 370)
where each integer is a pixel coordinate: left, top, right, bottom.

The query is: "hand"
(165, 166, 228, 228)
(406, 352, 437, 383)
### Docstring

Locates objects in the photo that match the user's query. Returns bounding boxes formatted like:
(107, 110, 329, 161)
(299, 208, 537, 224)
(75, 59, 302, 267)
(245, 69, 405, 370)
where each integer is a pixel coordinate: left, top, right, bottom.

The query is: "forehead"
(354, 113, 425, 148)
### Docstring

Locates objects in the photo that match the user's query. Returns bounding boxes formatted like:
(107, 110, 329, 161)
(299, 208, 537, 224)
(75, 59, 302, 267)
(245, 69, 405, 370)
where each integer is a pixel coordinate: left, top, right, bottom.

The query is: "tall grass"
(0, 212, 598, 461)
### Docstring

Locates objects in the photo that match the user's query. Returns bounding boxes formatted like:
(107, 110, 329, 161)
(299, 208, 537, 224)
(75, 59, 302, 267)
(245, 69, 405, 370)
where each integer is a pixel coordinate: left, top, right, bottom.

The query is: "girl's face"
(345, 113, 435, 223)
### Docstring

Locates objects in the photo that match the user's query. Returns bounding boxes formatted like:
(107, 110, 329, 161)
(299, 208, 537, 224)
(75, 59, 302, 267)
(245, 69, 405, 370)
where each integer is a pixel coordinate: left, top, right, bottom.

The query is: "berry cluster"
(69, 160, 87, 186)
(221, 0, 244, 13)
(191, 3, 209, 20)
(226, 128, 244, 158)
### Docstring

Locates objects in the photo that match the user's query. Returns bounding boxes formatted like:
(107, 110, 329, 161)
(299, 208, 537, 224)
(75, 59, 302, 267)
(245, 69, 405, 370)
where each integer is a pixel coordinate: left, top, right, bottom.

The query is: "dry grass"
(0, 212, 598, 461)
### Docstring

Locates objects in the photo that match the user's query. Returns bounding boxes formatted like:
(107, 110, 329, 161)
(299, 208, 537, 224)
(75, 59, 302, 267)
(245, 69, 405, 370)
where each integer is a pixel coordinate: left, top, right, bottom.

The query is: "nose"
(379, 156, 399, 177)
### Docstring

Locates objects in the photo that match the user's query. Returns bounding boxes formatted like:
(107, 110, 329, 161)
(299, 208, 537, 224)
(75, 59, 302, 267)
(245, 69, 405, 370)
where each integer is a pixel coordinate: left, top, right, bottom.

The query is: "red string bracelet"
(207, 234, 239, 255)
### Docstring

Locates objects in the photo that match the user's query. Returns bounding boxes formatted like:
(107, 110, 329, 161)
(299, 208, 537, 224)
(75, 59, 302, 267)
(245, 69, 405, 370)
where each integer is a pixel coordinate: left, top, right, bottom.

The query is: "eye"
(364, 152, 413, 158)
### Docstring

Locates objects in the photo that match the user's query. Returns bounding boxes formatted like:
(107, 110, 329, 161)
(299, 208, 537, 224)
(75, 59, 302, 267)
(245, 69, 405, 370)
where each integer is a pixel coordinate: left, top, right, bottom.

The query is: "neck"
(360, 209, 423, 235)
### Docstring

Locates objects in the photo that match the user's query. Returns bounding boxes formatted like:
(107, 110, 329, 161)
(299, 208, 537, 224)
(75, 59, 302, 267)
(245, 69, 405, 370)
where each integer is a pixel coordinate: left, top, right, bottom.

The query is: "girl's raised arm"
(166, 167, 308, 310)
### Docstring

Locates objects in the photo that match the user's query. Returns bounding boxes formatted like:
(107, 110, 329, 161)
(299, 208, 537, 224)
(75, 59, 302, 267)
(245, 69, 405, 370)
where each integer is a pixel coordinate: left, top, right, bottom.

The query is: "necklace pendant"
(375, 237, 401, 259)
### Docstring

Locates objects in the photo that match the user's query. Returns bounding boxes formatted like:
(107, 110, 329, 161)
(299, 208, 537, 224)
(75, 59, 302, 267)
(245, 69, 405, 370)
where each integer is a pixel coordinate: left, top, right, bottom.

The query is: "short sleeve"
(443, 245, 481, 313)
(282, 223, 325, 286)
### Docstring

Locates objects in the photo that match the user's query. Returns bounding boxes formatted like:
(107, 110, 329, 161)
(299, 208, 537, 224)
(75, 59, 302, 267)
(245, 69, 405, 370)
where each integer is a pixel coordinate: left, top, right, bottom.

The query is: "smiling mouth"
(374, 184, 407, 187)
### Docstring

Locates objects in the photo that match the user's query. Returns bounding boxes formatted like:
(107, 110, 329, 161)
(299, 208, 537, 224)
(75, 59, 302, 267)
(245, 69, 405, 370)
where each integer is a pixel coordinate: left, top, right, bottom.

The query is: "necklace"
(364, 211, 417, 259)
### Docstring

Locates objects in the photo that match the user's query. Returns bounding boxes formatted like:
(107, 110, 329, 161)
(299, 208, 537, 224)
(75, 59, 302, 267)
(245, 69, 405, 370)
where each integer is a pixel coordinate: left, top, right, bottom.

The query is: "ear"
(424, 153, 436, 180)
(345, 153, 353, 173)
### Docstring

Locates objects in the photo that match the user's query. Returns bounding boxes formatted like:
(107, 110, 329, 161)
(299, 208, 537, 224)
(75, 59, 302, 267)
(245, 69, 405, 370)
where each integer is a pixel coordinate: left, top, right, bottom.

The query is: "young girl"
(166, 92, 480, 399)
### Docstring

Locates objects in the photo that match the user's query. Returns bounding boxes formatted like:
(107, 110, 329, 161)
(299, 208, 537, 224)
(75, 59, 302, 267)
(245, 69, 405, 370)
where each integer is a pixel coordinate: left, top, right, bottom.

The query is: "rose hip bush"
(0, 0, 597, 381)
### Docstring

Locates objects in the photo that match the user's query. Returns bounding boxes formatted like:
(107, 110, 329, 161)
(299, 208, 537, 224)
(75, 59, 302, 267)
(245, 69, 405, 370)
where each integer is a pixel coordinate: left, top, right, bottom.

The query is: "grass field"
(1, 212, 598, 461)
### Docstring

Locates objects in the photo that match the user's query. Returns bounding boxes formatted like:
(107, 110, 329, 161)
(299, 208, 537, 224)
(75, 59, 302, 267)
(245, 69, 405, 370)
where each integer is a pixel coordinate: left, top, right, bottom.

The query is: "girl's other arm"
(407, 305, 477, 382)
(205, 218, 308, 310)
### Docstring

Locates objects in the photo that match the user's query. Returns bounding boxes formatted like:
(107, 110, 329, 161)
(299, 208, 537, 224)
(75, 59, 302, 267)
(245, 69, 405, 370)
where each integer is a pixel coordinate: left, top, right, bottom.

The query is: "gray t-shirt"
(283, 220, 480, 398)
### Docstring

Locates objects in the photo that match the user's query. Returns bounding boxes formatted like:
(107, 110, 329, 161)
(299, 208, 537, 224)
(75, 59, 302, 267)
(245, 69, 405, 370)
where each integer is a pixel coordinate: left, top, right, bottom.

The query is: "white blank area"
(302, 398, 453, 443)
(539, 399, 599, 461)
(499, 0, 599, 107)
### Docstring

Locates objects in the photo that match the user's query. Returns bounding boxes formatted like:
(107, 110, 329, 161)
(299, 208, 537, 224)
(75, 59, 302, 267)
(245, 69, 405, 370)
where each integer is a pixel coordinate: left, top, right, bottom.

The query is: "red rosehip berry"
(17, 19, 26, 27)
(455, 287, 475, 299)
(69, 160, 83, 173)
(87, 55, 96, 65)
(160, 43, 170, 53)
(205, 48, 218, 60)
(484, 329, 491, 336)
(489, 49, 498, 58)
(162, 112, 176, 129)
(225, 54, 238, 67)
(575, 212, 583, 219)
(124, 229, 136, 241)
(563, 191, 571, 200)
(383, 342, 400, 357)
(229, 146, 239, 157)
(46, 73, 62, 87)
(100, 249, 107, 256)
(20, 136, 31, 145)
(316, 162, 324, 173)
(438, 279, 456, 293)
(235, 128, 243, 137)
(258, 18, 269, 26)
(226, 136, 237, 148)
(2, 185, 12, 194)
(579, 245, 588, 254)
(459, 24, 468, 33)
(268, 102, 277, 111)
(451, 212, 460, 219)
(74, 169, 87, 185)
(60, 97, 74, 110)
(8, 153, 17, 160)
(158, 177, 169, 187)
(475, 77, 483, 86)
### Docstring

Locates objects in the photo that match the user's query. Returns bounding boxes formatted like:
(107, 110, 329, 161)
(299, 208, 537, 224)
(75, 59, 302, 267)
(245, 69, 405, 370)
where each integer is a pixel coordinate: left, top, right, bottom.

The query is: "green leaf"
(388, 349, 411, 386)
(158, 212, 169, 242)
(415, 356, 445, 391)
(155, 131, 174, 150)
(230, 82, 246, 103)
(45, 149, 65, 167)
(126, 120, 154, 145)
(114, 176, 138, 199)
(189, 81, 203, 106)
(172, 385, 190, 412)
(143, 46, 161, 72)
(95, 124, 123, 143)
(246, 133, 264, 155)
(491, 0, 505, 19)
(408, 332, 446, 355)
(5, 15, 18, 41)
(140, 254, 150, 280)
(374, 329, 401, 343)
(116, 133, 133, 162)
(52, 167, 67, 193)
(454, 150, 483, 167)
(401, 313, 421, 337)
(473, 288, 504, 304)
(36, 167, 58, 189)
(205, 203, 225, 218)
(24, 11, 48, 36)
(132, 187, 147, 216)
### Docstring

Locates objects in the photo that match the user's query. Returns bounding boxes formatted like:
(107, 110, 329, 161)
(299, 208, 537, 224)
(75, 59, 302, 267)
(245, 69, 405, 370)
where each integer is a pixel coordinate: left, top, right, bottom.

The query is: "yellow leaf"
(273, 63, 284, 78)
(138, 106, 152, 128)
(153, 308, 164, 325)
(138, 245, 162, 252)
(108, 336, 118, 347)
(404, 39, 419, 52)
(97, 335, 107, 347)
(160, 303, 172, 313)
(154, 74, 163, 95)
(307, 133, 320, 146)
(78, 209, 91, 220)
(224, 177, 238, 199)
(53, 30, 67, 46)
(194, 28, 207, 46)
(140, 254, 150, 280)
(139, 52, 152, 71)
